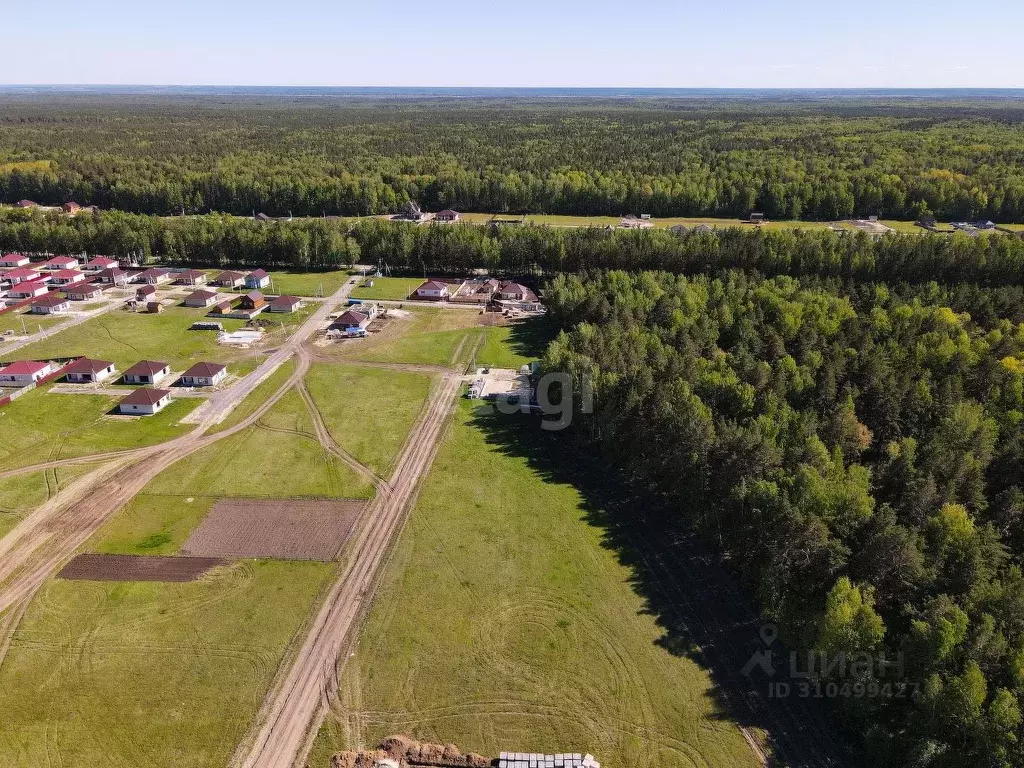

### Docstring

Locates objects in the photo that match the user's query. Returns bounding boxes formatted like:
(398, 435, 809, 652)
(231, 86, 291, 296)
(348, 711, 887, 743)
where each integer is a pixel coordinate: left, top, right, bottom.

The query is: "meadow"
(342, 307, 484, 369)
(268, 269, 352, 297)
(349, 276, 425, 301)
(0, 464, 97, 540)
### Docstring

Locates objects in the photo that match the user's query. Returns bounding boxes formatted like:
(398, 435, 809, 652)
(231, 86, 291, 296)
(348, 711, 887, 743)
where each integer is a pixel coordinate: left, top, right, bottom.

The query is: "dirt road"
(233, 374, 461, 768)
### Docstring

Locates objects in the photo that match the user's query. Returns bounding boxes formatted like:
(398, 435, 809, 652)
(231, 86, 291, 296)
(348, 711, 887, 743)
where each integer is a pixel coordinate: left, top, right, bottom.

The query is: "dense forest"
(4, 208, 1024, 288)
(543, 270, 1024, 766)
(3, 92, 1024, 221)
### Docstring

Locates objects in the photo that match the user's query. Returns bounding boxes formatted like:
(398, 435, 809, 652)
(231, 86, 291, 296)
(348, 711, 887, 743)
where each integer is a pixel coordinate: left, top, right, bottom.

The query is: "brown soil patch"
(58, 553, 225, 582)
(181, 498, 365, 561)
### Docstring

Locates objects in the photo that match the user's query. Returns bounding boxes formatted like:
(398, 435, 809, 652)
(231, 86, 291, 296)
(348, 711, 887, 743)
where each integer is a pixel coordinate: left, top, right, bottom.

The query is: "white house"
(328, 310, 370, 337)
(48, 269, 84, 286)
(414, 280, 449, 300)
(0, 254, 30, 268)
(0, 360, 53, 385)
(183, 289, 220, 308)
(64, 357, 116, 383)
(30, 294, 70, 314)
(117, 388, 172, 415)
(7, 280, 49, 299)
(64, 284, 104, 301)
(245, 269, 270, 289)
(178, 362, 227, 387)
(39, 256, 79, 271)
(268, 295, 302, 313)
(122, 360, 171, 385)
(136, 268, 172, 285)
(2, 268, 40, 285)
(83, 256, 119, 271)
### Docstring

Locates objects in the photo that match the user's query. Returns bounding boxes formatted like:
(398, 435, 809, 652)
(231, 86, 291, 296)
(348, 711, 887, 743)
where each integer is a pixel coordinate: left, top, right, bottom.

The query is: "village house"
(64, 358, 116, 383)
(8, 280, 49, 299)
(240, 291, 265, 310)
(0, 360, 54, 385)
(179, 362, 227, 387)
(175, 269, 208, 286)
(329, 310, 371, 337)
(496, 282, 536, 302)
(268, 295, 302, 313)
(245, 269, 271, 289)
(136, 284, 157, 301)
(30, 294, 70, 315)
(435, 209, 461, 222)
(61, 201, 82, 214)
(39, 255, 80, 271)
(0, 254, 30, 268)
(64, 284, 104, 301)
(117, 388, 172, 416)
(136, 268, 172, 285)
(414, 279, 450, 300)
(48, 269, 84, 286)
(82, 256, 119, 271)
(213, 270, 246, 288)
(14, 200, 38, 208)
(2, 268, 42, 285)
(183, 289, 220, 308)
(122, 360, 171, 385)
(96, 267, 129, 285)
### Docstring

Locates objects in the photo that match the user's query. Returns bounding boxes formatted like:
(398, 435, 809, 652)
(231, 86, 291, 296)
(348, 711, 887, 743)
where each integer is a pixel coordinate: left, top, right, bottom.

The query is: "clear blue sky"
(5, 0, 1023, 88)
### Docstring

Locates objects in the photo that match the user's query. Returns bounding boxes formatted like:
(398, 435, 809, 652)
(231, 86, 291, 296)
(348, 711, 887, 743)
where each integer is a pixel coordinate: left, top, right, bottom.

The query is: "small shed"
(147, 301, 164, 314)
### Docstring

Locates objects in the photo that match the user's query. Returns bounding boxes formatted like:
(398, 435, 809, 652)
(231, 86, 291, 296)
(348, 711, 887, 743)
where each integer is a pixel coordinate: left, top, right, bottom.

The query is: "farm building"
(0, 254, 30, 268)
(147, 301, 164, 314)
(414, 280, 450, 300)
(136, 268, 172, 285)
(61, 201, 81, 214)
(8, 280, 49, 299)
(213, 270, 246, 288)
(2, 268, 43, 285)
(136, 284, 157, 301)
(117, 388, 172, 416)
(175, 269, 208, 286)
(83, 256, 119, 271)
(435, 209, 461, 222)
(30, 295, 70, 315)
(48, 269, 84, 286)
(0, 360, 54, 385)
(64, 357, 116, 383)
(96, 267, 129, 285)
(268, 295, 302, 313)
(179, 362, 227, 387)
(245, 269, 271, 289)
(183, 289, 220, 308)
(14, 200, 38, 209)
(65, 284, 104, 301)
(240, 291, 265, 310)
(328, 310, 371, 337)
(122, 360, 171, 385)
(39, 256, 80, 271)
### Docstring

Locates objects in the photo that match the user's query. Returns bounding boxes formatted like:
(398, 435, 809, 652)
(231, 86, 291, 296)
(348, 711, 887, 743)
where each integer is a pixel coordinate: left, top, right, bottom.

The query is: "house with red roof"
(8, 280, 50, 299)
(328, 310, 371, 337)
(183, 289, 220, 308)
(413, 280, 450, 300)
(245, 269, 270, 289)
(136, 284, 157, 301)
(179, 362, 227, 387)
(175, 269, 208, 286)
(83, 256, 118, 271)
(2, 268, 41, 285)
(122, 360, 171, 385)
(0, 254, 30, 268)
(14, 200, 38, 209)
(268, 295, 302, 313)
(117, 388, 172, 415)
(49, 269, 84, 286)
(496, 282, 537, 302)
(97, 267, 129, 285)
(136, 268, 172, 285)
(39, 256, 80, 270)
(0, 360, 54, 385)
(30, 294, 70, 314)
(214, 270, 246, 288)
(435, 209, 461, 222)
(61, 201, 82, 214)
(65, 284, 104, 301)
(64, 358, 116, 383)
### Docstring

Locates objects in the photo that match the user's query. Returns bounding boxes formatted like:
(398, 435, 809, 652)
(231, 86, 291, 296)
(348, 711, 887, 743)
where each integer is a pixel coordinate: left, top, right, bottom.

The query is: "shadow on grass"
(472, 409, 850, 768)
(502, 315, 559, 361)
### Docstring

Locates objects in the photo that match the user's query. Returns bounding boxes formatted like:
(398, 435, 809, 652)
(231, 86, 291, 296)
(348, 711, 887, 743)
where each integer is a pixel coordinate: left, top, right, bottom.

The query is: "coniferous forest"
(2, 91, 1024, 221)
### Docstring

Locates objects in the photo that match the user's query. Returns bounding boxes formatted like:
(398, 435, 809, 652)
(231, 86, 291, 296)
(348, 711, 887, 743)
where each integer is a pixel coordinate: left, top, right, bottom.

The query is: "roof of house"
(213, 300, 233, 311)
(417, 280, 448, 292)
(98, 267, 126, 278)
(52, 269, 83, 280)
(62, 201, 81, 210)
(177, 270, 206, 280)
(437, 209, 460, 216)
(65, 357, 114, 375)
(270, 294, 301, 306)
(137, 267, 169, 278)
(85, 256, 117, 266)
(499, 282, 530, 294)
(182, 362, 226, 378)
(0, 253, 26, 263)
(215, 270, 245, 281)
(3, 268, 39, 280)
(123, 360, 169, 377)
(0, 360, 50, 375)
(248, 269, 269, 279)
(243, 290, 264, 301)
(136, 284, 157, 293)
(119, 388, 171, 406)
(33, 294, 70, 308)
(185, 290, 218, 302)
(15, 200, 38, 207)
(65, 284, 102, 295)
(12, 279, 49, 292)
(333, 310, 369, 326)
(46, 256, 77, 265)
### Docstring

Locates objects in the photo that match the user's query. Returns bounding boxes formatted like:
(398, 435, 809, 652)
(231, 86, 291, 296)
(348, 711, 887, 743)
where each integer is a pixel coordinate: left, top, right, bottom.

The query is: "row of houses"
(0, 357, 228, 388)
(412, 278, 538, 304)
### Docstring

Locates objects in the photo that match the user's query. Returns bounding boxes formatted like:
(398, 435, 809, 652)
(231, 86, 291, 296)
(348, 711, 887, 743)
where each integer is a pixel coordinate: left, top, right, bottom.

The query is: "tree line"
(543, 269, 1024, 766)
(2, 93, 1024, 221)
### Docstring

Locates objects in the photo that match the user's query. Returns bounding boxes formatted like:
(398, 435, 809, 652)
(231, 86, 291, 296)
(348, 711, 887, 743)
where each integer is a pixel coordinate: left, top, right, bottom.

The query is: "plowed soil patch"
(57, 554, 225, 582)
(181, 498, 365, 561)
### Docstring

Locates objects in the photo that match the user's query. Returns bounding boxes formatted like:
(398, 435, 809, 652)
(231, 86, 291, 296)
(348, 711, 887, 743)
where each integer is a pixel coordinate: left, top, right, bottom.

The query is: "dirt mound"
(332, 736, 491, 768)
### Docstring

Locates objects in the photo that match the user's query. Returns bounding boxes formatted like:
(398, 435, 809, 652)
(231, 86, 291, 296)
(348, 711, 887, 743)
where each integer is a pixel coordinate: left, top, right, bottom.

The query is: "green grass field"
(206, 359, 297, 434)
(474, 325, 540, 370)
(0, 387, 201, 473)
(144, 388, 373, 500)
(85, 494, 217, 556)
(305, 363, 432, 476)
(0, 311, 64, 336)
(349, 277, 424, 301)
(0, 559, 333, 768)
(307, 398, 758, 768)
(268, 270, 352, 297)
(8, 306, 255, 374)
(0, 464, 97, 540)
(347, 307, 483, 368)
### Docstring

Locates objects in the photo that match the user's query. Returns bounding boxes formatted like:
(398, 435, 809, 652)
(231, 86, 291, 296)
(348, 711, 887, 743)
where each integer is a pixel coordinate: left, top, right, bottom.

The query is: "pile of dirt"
(331, 736, 491, 768)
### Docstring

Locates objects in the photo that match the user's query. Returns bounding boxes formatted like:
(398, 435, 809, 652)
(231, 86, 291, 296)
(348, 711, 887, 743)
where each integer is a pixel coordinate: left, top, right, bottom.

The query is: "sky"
(4, 0, 1023, 88)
